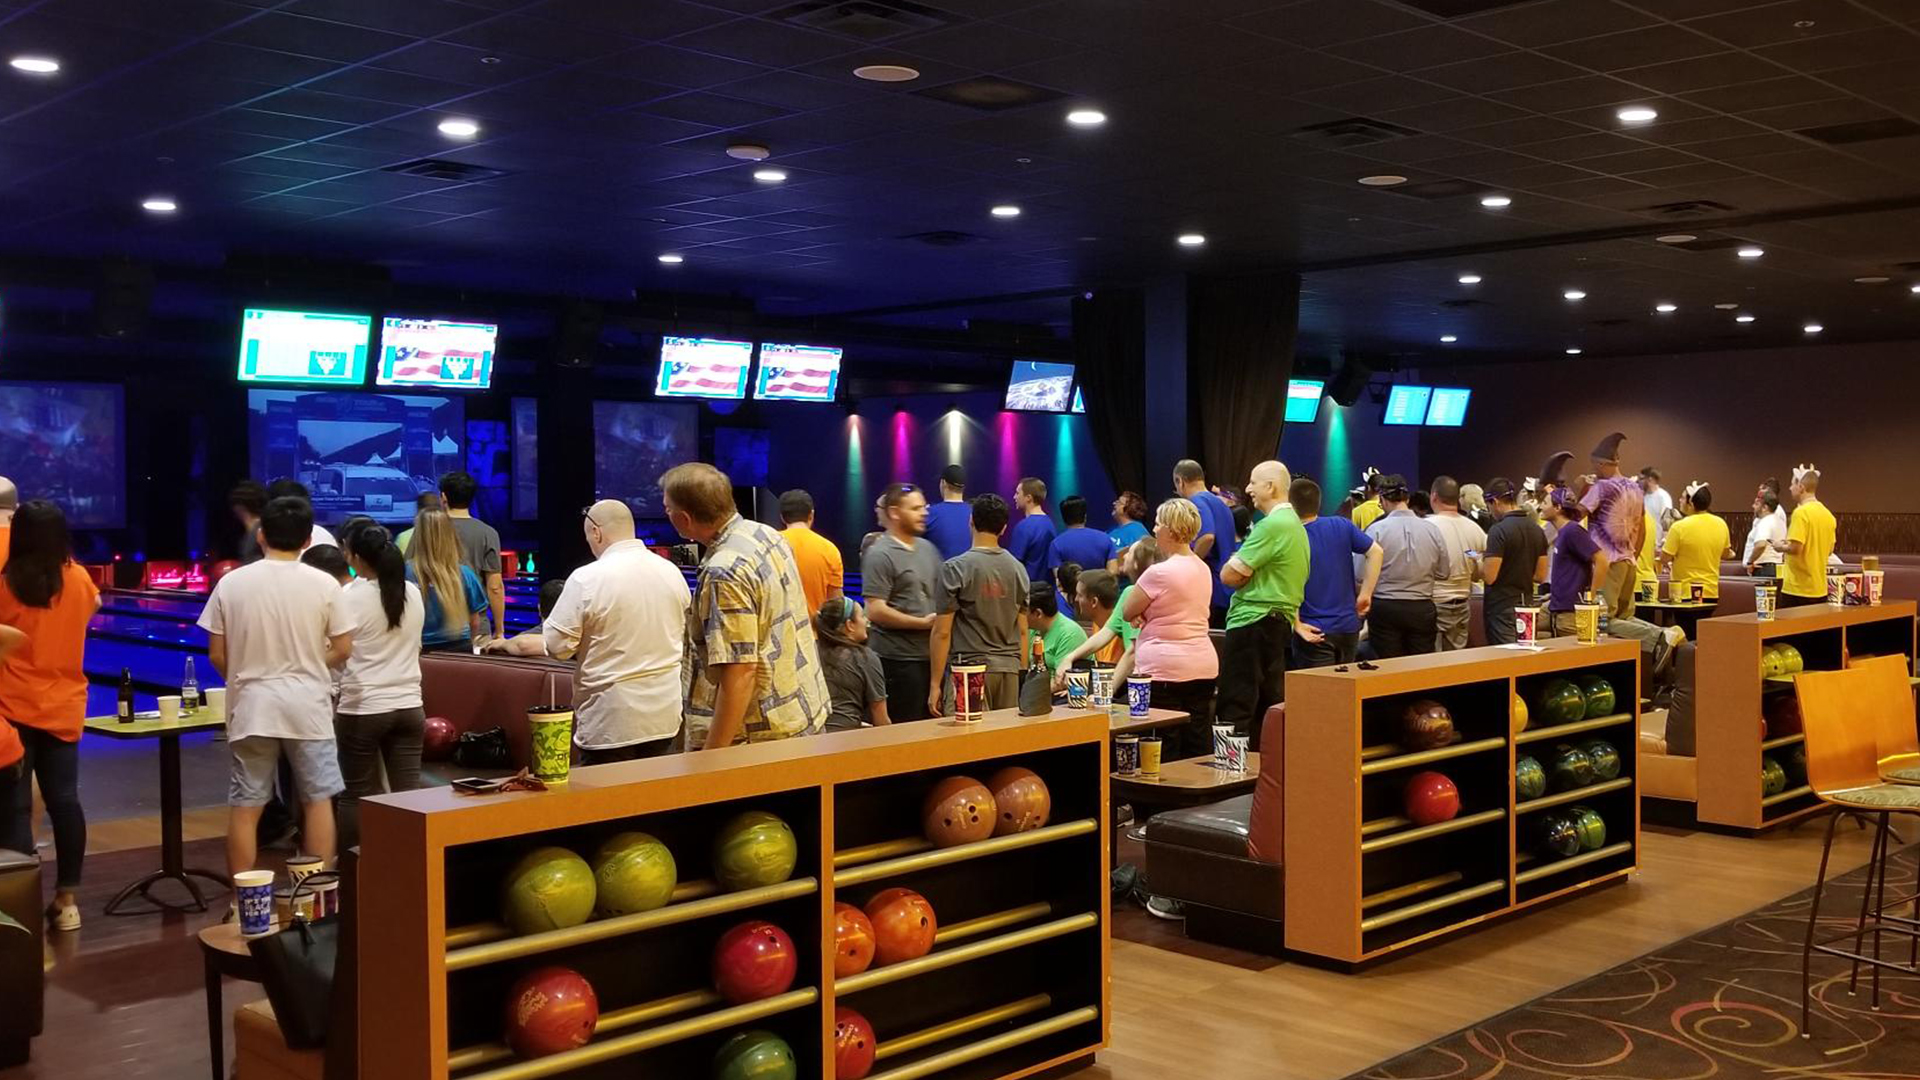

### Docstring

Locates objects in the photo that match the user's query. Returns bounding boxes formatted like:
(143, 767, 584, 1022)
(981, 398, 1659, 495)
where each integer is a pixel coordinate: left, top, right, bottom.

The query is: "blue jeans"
(0, 722, 85, 889)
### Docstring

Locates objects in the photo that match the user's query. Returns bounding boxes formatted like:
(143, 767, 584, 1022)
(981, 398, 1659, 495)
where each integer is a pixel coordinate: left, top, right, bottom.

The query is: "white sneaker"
(46, 901, 79, 932)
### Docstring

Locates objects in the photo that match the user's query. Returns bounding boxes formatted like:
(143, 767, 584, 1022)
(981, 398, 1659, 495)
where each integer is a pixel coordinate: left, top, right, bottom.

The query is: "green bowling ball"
(1540, 679, 1586, 725)
(713, 1030, 797, 1080)
(1777, 643, 1805, 674)
(1761, 755, 1788, 796)
(1566, 805, 1607, 851)
(1515, 756, 1548, 801)
(1550, 744, 1595, 791)
(1577, 739, 1621, 782)
(590, 831, 677, 918)
(501, 846, 597, 937)
(1575, 675, 1616, 719)
(1537, 814, 1581, 858)
(1761, 644, 1788, 678)
(712, 811, 799, 892)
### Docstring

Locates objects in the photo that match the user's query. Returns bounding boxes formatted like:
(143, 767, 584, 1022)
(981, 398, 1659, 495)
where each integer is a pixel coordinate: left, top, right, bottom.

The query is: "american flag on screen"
(755, 344, 842, 400)
(390, 347, 480, 383)
(660, 338, 750, 397)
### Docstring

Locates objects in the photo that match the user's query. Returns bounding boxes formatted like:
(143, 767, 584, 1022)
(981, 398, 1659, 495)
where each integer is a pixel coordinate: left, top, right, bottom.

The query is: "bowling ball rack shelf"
(357, 707, 1113, 1080)
(1285, 638, 1642, 964)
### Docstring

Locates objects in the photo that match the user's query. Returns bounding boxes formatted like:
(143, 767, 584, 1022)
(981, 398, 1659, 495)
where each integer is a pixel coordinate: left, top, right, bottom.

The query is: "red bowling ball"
(422, 716, 458, 762)
(1402, 770, 1461, 826)
(834, 1006, 877, 1080)
(503, 966, 598, 1059)
(710, 919, 798, 1004)
(833, 901, 876, 977)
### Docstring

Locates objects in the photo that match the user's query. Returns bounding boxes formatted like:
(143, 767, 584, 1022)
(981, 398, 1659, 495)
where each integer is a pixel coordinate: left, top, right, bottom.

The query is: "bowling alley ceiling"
(1, 0, 1919, 362)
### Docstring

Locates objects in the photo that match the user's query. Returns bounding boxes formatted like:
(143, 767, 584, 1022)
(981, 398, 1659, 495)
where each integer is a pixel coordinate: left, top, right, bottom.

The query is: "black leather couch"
(0, 848, 42, 1066)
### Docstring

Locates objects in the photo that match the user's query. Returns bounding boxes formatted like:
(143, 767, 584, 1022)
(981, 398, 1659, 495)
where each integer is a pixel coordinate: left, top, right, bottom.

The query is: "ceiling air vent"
(1386, 178, 1482, 200)
(771, 0, 954, 42)
(913, 76, 1064, 111)
(899, 229, 983, 246)
(1667, 235, 1745, 252)
(1640, 199, 1735, 217)
(1291, 117, 1422, 149)
(1799, 117, 1920, 145)
(381, 159, 507, 182)
(1393, 0, 1537, 16)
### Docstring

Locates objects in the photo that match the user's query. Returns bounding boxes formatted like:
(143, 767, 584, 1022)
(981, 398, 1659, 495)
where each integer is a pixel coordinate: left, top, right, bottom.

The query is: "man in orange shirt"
(778, 489, 844, 618)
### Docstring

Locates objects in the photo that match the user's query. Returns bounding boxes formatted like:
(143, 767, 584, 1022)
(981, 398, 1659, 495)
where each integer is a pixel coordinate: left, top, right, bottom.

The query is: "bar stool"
(1793, 664, 1920, 1038)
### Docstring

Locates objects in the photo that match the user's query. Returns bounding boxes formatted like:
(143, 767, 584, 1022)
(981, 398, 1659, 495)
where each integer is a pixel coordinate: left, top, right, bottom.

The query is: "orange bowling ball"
(985, 767, 1051, 836)
(921, 776, 995, 848)
(832, 901, 876, 977)
(864, 887, 937, 966)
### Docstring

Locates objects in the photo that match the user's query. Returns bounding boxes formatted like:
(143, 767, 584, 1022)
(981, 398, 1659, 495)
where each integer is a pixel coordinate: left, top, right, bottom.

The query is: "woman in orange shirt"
(0, 501, 101, 931)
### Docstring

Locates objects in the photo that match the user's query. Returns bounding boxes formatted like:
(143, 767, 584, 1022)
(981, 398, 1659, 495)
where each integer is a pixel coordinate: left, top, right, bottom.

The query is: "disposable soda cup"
(1089, 666, 1114, 708)
(1639, 579, 1655, 602)
(1114, 734, 1140, 776)
(1127, 677, 1152, 718)
(1066, 669, 1090, 709)
(1139, 736, 1162, 780)
(1574, 603, 1601, 645)
(235, 870, 275, 936)
(305, 871, 341, 918)
(1225, 735, 1249, 773)
(1212, 724, 1233, 768)
(951, 665, 987, 722)
(157, 695, 180, 722)
(528, 706, 574, 783)
(1844, 573, 1865, 606)
(1689, 581, 1705, 604)
(1866, 569, 1885, 606)
(285, 855, 323, 891)
(207, 686, 227, 716)
(1755, 584, 1777, 621)
(1516, 607, 1539, 644)
(1826, 575, 1845, 605)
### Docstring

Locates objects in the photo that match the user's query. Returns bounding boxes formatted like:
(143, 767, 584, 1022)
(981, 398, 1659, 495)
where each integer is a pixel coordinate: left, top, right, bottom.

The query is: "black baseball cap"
(940, 464, 966, 488)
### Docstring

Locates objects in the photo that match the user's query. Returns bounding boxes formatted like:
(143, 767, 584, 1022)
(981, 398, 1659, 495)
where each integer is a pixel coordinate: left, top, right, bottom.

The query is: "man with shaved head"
(543, 497, 690, 763)
(1216, 460, 1308, 740)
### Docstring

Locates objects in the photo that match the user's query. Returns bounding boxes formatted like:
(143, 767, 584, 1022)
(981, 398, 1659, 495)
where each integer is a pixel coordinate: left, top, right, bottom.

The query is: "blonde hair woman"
(1116, 499, 1218, 759)
(406, 509, 487, 652)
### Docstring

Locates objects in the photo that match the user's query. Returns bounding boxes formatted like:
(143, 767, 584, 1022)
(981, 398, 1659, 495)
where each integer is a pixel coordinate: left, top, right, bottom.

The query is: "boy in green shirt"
(1218, 460, 1309, 739)
(1025, 582, 1087, 678)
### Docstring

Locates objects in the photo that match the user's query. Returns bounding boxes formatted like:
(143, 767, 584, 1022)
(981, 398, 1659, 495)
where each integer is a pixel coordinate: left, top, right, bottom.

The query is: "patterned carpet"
(1351, 845, 1920, 1080)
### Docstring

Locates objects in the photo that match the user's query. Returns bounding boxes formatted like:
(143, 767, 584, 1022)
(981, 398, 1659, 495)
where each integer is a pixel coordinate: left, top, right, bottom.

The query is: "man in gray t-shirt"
(861, 484, 944, 721)
(440, 471, 505, 639)
(929, 494, 1030, 715)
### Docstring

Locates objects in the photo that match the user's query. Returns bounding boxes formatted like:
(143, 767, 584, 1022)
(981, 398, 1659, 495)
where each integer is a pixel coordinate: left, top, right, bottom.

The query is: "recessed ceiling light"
(141, 198, 177, 214)
(725, 143, 771, 162)
(1176, 233, 1206, 247)
(1656, 234, 1697, 244)
(1457, 273, 1482, 285)
(853, 64, 919, 83)
(657, 253, 684, 265)
(1358, 175, 1407, 187)
(1735, 314, 1756, 323)
(9, 56, 58, 74)
(1479, 194, 1512, 208)
(1565, 348, 1583, 355)
(752, 168, 787, 183)
(1854, 276, 1889, 284)
(1714, 302, 1739, 310)
(1563, 289, 1586, 301)
(1616, 105, 1659, 124)
(1065, 108, 1106, 127)
(1911, 283, 1920, 294)
(1440, 335, 1457, 343)
(990, 204, 1021, 218)
(1803, 322, 1823, 334)
(1737, 246, 1764, 258)
(1655, 302, 1677, 313)
(436, 118, 480, 138)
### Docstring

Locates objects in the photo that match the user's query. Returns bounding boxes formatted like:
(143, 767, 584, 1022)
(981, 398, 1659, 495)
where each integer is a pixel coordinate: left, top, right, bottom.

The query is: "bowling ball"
(1763, 693, 1803, 738)
(590, 831, 677, 918)
(1577, 739, 1621, 782)
(1537, 814, 1581, 858)
(1402, 770, 1460, 826)
(1540, 679, 1586, 725)
(1515, 756, 1548, 801)
(1777, 643, 1805, 674)
(1576, 675, 1616, 719)
(1512, 693, 1530, 735)
(1401, 699, 1455, 750)
(504, 965, 598, 1059)
(422, 716, 458, 761)
(501, 847, 596, 936)
(1761, 644, 1788, 678)
(1785, 745, 1809, 787)
(1550, 744, 1594, 791)
(922, 775, 996, 848)
(713, 1030, 797, 1080)
(833, 902, 876, 977)
(834, 1006, 877, 1080)
(986, 766, 1051, 836)
(864, 887, 937, 966)
(710, 919, 798, 1004)
(1566, 805, 1607, 851)
(712, 811, 798, 892)
(1761, 755, 1788, 796)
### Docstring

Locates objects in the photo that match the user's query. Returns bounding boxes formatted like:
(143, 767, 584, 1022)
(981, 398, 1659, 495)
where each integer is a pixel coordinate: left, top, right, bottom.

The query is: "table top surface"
(1636, 600, 1715, 609)
(199, 919, 278, 960)
(84, 705, 226, 739)
(1114, 752, 1261, 790)
(1107, 707, 1190, 735)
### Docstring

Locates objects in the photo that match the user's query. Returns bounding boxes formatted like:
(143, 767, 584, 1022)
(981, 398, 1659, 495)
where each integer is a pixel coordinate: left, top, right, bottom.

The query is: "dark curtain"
(1072, 289, 1148, 497)
(1188, 271, 1300, 494)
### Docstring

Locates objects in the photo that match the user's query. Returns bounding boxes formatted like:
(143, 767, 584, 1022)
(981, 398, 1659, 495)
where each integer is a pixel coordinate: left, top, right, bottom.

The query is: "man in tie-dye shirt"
(1579, 431, 1646, 621)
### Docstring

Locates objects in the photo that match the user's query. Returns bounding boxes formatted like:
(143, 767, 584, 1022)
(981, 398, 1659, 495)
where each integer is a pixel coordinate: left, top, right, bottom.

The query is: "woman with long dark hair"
(334, 525, 425, 848)
(0, 500, 101, 931)
(406, 509, 486, 652)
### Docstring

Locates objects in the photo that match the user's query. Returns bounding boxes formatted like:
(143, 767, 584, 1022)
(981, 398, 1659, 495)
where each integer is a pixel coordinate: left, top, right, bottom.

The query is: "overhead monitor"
(237, 308, 371, 385)
(753, 343, 842, 402)
(1004, 360, 1075, 412)
(1071, 386, 1085, 414)
(1284, 379, 1324, 423)
(0, 381, 125, 527)
(1382, 384, 1432, 426)
(247, 389, 464, 525)
(1424, 386, 1472, 427)
(593, 401, 698, 517)
(376, 317, 497, 389)
(656, 336, 752, 399)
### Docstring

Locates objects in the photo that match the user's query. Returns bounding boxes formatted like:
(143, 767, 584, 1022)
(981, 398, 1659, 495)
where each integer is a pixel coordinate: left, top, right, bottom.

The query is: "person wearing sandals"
(0, 500, 102, 931)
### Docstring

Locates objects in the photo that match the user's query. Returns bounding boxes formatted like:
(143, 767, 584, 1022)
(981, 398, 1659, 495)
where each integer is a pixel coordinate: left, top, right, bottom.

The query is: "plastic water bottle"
(180, 657, 201, 715)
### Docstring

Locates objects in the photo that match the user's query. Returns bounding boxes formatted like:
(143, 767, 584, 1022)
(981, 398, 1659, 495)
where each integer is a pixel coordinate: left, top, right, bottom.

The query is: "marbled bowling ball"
(832, 902, 875, 978)
(834, 1006, 877, 1080)
(1515, 756, 1548, 801)
(1577, 739, 1621, 783)
(1540, 679, 1586, 725)
(1761, 755, 1788, 797)
(985, 767, 1051, 836)
(1400, 699, 1455, 750)
(1566, 805, 1607, 851)
(1550, 744, 1595, 791)
(1537, 814, 1581, 858)
(504, 966, 598, 1059)
(864, 888, 937, 966)
(1575, 675, 1616, 719)
(1763, 693, 1803, 739)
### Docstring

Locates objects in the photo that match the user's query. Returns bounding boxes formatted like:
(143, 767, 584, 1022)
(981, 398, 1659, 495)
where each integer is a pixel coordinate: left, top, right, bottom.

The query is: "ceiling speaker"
(553, 301, 603, 369)
(1328, 356, 1374, 408)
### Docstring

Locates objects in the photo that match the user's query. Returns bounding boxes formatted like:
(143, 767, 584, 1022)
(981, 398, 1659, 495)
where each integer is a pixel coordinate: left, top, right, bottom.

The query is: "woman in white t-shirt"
(335, 525, 427, 849)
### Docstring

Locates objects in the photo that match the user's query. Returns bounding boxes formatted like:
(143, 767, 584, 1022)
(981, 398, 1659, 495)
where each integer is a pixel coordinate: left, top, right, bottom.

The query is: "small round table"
(199, 920, 275, 1080)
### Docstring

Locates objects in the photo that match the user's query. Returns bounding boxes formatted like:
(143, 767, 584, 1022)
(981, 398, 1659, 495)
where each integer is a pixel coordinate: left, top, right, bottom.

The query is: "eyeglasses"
(581, 505, 599, 527)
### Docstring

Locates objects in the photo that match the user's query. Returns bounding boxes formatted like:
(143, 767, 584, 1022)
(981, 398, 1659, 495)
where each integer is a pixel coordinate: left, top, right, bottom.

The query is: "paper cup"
(1226, 735, 1249, 773)
(304, 871, 341, 918)
(951, 665, 987, 722)
(1516, 607, 1539, 644)
(1844, 573, 1865, 606)
(1139, 736, 1162, 780)
(1126, 677, 1152, 718)
(1638, 579, 1656, 602)
(1212, 723, 1233, 768)
(1826, 575, 1845, 606)
(1089, 666, 1114, 708)
(1066, 669, 1090, 709)
(207, 686, 227, 716)
(528, 706, 573, 783)
(285, 855, 323, 891)
(1574, 603, 1601, 645)
(1866, 569, 1885, 606)
(1114, 734, 1140, 777)
(157, 695, 180, 722)
(1689, 581, 1705, 604)
(1755, 584, 1777, 621)
(235, 870, 276, 936)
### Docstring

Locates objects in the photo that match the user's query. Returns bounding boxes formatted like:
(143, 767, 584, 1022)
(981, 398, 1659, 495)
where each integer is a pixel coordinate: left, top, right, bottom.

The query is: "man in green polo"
(1218, 459, 1309, 742)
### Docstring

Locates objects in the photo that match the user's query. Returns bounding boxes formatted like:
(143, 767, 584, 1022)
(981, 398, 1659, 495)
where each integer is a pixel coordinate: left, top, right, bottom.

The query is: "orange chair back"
(1795, 666, 1888, 796)
(1849, 652, 1919, 774)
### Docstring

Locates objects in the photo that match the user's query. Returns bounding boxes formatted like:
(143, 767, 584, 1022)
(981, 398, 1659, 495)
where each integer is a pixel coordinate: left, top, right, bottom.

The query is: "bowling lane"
(85, 634, 223, 693)
(92, 612, 209, 648)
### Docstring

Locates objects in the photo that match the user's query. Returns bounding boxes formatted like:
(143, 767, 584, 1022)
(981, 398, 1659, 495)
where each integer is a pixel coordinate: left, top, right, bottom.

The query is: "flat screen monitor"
(511, 397, 538, 521)
(247, 390, 464, 525)
(1425, 386, 1471, 427)
(0, 381, 125, 527)
(237, 308, 371, 385)
(753, 343, 842, 402)
(1071, 387, 1085, 414)
(657, 336, 752, 399)
(1382, 384, 1432, 426)
(1284, 379, 1324, 423)
(593, 401, 698, 517)
(376, 317, 496, 390)
(1005, 360, 1074, 412)
(713, 428, 770, 487)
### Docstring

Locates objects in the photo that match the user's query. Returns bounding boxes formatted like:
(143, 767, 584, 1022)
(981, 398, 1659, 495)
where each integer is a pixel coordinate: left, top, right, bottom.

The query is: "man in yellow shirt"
(777, 489, 844, 616)
(1351, 468, 1385, 530)
(1658, 481, 1732, 622)
(1777, 465, 1836, 607)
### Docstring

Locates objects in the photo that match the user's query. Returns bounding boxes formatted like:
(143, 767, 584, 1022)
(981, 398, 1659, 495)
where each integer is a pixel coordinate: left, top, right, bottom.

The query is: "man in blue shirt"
(923, 464, 975, 562)
(1174, 459, 1236, 625)
(1005, 477, 1057, 582)
(1291, 478, 1381, 668)
(1046, 495, 1117, 579)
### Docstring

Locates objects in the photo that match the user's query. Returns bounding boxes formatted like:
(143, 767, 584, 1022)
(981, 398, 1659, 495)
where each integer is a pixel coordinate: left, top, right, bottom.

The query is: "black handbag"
(1018, 664, 1053, 716)
(454, 726, 511, 770)
(246, 912, 339, 1049)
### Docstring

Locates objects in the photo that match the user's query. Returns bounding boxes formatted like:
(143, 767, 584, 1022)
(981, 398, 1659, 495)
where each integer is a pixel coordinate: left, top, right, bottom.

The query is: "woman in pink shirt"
(1120, 499, 1219, 758)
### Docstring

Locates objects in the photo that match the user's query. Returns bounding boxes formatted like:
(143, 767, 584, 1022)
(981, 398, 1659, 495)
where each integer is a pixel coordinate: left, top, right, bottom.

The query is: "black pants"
(334, 707, 424, 852)
(1779, 592, 1826, 609)
(579, 738, 673, 766)
(881, 657, 933, 721)
(1292, 632, 1359, 669)
(1368, 598, 1437, 659)
(1151, 678, 1217, 761)
(1483, 587, 1522, 646)
(0, 722, 84, 889)
(1217, 613, 1288, 741)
